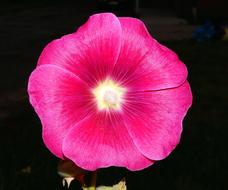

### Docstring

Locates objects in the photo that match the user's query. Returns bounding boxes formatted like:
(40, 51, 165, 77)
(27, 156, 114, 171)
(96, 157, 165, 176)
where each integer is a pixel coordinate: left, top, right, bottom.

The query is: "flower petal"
(62, 112, 154, 171)
(28, 64, 95, 158)
(114, 17, 187, 91)
(123, 81, 192, 160)
(38, 13, 122, 86)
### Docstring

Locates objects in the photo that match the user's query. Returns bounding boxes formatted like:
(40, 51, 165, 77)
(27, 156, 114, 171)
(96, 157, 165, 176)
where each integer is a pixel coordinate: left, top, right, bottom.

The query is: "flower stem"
(89, 170, 97, 190)
(82, 171, 97, 190)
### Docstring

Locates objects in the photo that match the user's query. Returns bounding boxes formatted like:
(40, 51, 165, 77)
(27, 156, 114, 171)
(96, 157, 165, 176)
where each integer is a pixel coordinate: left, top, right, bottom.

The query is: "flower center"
(93, 79, 125, 111)
(103, 90, 118, 106)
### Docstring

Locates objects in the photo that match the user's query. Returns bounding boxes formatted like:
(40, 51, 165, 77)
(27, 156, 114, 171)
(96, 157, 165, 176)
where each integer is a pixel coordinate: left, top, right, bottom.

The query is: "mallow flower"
(28, 13, 192, 171)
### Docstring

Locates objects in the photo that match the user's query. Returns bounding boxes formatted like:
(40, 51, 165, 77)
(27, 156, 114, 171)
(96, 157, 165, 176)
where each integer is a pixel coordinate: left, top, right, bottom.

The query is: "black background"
(0, 0, 225, 189)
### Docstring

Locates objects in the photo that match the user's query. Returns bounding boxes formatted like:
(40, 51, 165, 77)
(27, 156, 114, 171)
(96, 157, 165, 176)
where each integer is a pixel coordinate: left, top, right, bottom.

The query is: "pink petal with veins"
(123, 81, 192, 160)
(62, 112, 154, 171)
(115, 17, 187, 91)
(38, 13, 122, 86)
(28, 64, 94, 158)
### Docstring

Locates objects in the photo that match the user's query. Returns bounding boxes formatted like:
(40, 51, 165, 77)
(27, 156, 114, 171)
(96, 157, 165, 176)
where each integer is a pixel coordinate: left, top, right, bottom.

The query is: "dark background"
(0, 0, 226, 189)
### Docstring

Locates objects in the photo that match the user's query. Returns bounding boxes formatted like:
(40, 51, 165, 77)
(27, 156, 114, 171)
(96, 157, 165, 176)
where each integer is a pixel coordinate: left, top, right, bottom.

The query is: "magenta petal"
(123, 82, 192, 160)
(38, 13, 122, 86)
(28, 65, 94, 158)
(112, 17, 153, 82)
(115, 17, 187, 90)
(62, 113, 154, 171)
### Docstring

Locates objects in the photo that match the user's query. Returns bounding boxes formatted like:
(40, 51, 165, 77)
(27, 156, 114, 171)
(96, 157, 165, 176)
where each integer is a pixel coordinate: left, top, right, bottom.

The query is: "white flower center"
(103, 90, 118, 106)
(93, 79, 125, 111)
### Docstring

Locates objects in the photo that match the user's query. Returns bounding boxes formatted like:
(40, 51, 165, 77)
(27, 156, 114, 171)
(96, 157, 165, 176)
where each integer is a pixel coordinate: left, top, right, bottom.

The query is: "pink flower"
(28, 13, 192, 171)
